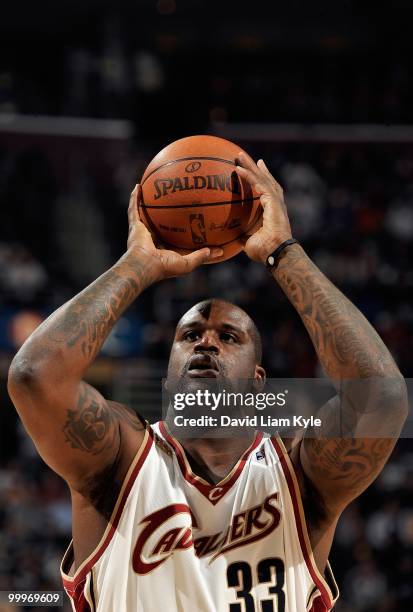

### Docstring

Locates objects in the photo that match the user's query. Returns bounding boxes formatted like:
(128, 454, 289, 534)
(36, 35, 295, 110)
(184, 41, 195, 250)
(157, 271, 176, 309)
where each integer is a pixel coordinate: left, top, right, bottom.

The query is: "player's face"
(166, 301, 265, 395)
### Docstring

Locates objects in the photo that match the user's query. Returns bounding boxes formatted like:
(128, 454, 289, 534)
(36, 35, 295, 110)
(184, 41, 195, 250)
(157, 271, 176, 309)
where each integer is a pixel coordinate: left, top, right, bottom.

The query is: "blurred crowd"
(0, 428, 70, 610)
(2, 6, 413, 138)
(0, 137, 412, 610)
(4, 43, 412, 126)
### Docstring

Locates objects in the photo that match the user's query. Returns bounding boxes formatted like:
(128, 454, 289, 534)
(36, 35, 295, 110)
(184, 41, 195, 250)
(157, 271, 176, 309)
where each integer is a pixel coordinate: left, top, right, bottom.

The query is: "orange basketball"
(139, 135, 262, 263)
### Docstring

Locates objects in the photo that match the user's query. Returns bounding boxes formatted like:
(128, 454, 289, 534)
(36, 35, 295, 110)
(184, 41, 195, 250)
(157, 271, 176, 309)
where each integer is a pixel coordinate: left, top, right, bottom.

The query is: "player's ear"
(253, 365, 266, 392)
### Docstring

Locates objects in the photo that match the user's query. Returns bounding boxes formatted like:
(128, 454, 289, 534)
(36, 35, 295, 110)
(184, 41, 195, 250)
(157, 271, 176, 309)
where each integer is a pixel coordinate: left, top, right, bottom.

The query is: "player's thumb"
(128, 184, 142, 225)
(183, 247, 223, 271)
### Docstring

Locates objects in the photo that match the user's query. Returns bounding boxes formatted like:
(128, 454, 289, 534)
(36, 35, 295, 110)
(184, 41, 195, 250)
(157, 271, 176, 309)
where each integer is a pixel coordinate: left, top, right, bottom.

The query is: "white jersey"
(61, 422, 338, 611)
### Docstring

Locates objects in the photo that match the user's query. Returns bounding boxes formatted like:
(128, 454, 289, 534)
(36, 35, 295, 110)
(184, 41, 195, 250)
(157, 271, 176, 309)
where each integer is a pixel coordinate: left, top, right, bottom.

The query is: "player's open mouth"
(188, 369, 219, 378)
(187, 356, 219, 378)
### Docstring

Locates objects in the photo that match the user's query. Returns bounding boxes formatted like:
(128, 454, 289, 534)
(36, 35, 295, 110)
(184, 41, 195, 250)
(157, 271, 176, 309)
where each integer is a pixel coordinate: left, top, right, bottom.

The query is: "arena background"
(1, 1, 412, 610)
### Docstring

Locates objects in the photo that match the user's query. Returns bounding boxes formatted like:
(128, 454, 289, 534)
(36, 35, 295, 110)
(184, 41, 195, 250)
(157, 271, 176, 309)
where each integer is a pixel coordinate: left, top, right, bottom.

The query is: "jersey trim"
(61, 425, 154, 592)
(159, 421, 263, 505)
(271, 436, 339, 610)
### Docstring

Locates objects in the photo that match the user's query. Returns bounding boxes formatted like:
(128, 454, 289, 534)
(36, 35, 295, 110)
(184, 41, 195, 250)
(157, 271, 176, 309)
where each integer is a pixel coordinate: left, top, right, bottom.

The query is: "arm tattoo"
(304, 436, 393, 494)
(274, 246, 407, 506)
(63, 384, 119, 455)
(62, 385, 144, 455)
(48, 254, 149, 362)
(275, 245, 397, 379)
(63, 384, 145, 517)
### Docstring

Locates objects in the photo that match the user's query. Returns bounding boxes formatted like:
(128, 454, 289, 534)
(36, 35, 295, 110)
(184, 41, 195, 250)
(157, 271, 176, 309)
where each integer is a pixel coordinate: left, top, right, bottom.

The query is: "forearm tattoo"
(275, 246, 406, 502)
(275, 245, 398, 379)
(48, 255, 149, 361)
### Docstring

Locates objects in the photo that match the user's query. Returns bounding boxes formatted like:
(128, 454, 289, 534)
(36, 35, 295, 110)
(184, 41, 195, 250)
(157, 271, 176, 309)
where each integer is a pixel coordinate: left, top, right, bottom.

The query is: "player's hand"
(236, 152, 292, 263)
(127, 185, 223, 280)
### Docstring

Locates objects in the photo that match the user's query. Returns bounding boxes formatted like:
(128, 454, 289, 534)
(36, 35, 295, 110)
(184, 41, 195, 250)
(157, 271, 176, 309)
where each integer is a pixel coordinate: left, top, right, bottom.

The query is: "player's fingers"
(236, 153, 262, 184)
(129, 185, 150, 238)
(181, 247, 223, 271)
(236, 157, 273, 193)
(237, 168, 269, 200)
(257, 159, 283, 191)
(257, 159, 274, 180)
(257, 159, 271, 173)
(237, 151, 259, 173)
(235, 165, 265, 192)
(128, 184, 140, 225)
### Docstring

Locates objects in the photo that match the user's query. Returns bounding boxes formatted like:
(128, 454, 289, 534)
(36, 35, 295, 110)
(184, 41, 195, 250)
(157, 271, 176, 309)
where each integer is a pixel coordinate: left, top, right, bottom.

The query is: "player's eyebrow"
(177, 320, 246, 336)
(177, 319, 204, 332)
(220, 323, 245, 336)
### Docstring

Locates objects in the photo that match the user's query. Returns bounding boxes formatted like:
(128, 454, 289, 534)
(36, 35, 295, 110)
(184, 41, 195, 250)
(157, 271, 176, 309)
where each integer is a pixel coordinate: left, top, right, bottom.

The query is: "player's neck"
(180, 434, 255, 485)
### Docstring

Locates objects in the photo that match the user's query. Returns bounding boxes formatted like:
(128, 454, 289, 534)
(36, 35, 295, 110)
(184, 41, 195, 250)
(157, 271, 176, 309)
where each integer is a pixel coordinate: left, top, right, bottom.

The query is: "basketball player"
(8, 152, 407, 611)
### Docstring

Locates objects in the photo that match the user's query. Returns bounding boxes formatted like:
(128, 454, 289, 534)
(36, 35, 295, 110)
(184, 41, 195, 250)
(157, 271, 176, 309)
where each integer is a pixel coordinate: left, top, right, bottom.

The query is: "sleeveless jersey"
(61, 422, 339, 611)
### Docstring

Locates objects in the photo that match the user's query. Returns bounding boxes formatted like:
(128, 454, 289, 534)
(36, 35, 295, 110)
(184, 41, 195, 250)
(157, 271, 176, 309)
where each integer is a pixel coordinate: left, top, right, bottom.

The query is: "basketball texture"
(139, 135, 262, 263)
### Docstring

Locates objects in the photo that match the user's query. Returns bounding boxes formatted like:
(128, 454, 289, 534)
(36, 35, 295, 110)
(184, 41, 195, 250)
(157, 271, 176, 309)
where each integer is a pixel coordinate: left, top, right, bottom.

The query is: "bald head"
(177, 299, 263, 364)
(167, 297, 266, 396)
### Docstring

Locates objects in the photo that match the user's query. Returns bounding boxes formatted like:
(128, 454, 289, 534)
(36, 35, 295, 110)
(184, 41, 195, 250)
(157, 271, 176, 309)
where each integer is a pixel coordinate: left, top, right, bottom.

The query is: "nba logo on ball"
(190, 214, 207, 244)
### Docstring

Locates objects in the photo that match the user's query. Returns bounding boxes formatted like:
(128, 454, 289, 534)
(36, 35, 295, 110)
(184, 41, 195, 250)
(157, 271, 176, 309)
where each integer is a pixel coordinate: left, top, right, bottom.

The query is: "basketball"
(139, 135, 262, 263)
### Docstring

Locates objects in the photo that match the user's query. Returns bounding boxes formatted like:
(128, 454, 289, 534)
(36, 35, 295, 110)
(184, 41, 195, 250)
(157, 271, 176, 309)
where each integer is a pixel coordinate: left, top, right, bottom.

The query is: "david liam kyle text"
(173, 415, 322, 428)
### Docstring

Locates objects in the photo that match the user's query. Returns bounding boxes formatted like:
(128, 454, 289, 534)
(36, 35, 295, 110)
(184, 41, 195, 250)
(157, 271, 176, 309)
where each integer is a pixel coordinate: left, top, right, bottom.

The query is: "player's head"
(166, 299, 265, 395)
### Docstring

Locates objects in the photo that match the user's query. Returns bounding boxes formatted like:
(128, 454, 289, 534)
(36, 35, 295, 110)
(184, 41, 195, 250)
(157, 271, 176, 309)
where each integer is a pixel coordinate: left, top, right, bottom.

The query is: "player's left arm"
(237, 153, 409, 515)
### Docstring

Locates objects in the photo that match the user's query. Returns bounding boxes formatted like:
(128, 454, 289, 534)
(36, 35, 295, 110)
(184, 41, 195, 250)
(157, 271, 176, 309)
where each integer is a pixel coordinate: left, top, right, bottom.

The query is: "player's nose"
(194, 331, 219, 353)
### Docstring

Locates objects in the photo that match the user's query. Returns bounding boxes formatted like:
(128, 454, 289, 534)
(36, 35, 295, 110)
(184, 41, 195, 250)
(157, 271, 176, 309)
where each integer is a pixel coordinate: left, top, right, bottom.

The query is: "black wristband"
(266, 238, 299, 270)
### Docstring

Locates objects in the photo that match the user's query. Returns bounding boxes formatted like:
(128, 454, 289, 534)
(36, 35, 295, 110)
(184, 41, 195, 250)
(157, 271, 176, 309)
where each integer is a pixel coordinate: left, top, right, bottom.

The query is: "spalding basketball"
(139, 135, 262, 263)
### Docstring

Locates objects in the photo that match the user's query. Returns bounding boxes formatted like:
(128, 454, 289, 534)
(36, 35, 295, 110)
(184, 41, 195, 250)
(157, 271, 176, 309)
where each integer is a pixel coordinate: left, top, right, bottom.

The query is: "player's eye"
(220, 332, 236, 343)
(183, 331, 201, 341)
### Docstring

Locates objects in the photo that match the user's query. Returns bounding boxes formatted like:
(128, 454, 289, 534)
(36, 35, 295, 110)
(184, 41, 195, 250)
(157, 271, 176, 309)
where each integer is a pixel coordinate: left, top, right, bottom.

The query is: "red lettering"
(133, 504, 195, 575)
(193, 536, 209, 557)
(175, 527, 193, 550)
(210, 493, 281, 561)
(152, 528, 181, 555)
(202, 532, 225, 556)
(133, 493, 281, 573)
(245, 505, 267, 537)
(230, 511, 246, 541)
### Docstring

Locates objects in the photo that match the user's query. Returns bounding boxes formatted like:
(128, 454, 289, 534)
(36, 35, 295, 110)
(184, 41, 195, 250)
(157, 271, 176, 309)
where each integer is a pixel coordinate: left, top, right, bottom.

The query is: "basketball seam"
(141, 156, 237, 185)
(140, 196, 261, 209)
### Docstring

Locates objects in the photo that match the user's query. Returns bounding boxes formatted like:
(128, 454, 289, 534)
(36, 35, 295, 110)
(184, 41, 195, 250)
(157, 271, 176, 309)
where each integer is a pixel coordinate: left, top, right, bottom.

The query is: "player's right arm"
(7, 186, 221, 492)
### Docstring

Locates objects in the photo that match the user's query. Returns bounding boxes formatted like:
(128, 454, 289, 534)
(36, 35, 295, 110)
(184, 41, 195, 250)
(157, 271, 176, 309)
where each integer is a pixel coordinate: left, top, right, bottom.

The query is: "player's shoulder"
(107, 401, 147, 435)
(151, 421, 174, 458)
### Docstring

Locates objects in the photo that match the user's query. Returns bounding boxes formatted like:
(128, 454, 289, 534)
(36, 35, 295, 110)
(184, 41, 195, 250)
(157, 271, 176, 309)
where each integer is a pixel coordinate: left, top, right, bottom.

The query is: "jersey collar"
(159, 421, 263, 505)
